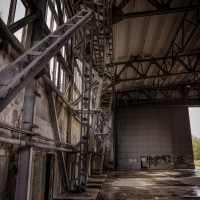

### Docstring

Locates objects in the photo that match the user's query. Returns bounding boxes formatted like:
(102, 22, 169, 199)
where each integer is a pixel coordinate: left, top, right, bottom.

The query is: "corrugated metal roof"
(112, 0, 200, 93)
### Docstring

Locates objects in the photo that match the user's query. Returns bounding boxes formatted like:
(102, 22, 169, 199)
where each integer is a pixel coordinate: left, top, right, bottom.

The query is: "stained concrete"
(116, 107, 194, 170)
(54, 188, 99, 200)
(97, 169, 200, 200)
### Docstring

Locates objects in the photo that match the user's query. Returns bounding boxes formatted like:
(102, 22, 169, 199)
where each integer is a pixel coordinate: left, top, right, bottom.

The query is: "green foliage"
(192, 136, 200, 160)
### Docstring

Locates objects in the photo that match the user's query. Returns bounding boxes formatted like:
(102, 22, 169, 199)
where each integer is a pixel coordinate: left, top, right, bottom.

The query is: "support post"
(15, 1, 47, 200)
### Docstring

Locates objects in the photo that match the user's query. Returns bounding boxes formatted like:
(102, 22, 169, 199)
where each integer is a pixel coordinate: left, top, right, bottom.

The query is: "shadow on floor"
(97, 169, 200, 200)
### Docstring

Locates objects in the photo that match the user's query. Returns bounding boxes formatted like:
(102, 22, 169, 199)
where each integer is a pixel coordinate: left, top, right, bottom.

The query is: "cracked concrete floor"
(97, 168, 200, 200)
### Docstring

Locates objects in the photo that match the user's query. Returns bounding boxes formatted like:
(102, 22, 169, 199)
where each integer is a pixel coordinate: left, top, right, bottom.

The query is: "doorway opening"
(188, 107, 200, 168)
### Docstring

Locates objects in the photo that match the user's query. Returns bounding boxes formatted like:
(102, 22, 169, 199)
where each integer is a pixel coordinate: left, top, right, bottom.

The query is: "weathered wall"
(0, 51, 81, 199)
(170, 108, 194, 169)
(0, 52, 23, 200)
(115, 106, 194, 170)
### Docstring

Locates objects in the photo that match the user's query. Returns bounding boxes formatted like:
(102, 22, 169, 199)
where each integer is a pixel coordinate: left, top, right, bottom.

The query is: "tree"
(192, 136, 200, 160)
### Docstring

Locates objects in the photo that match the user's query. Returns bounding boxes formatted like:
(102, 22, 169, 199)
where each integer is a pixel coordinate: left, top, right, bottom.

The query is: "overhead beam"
(116, 81, 200, 93)
(117, 96, 200, 106)
(117, 70, 200, 83)
(116, 82, 200, 105)
(118, 0, 130, 9)
(146, 0, 163, 9)
(107, 52, 200, 66)
(105, 53, 200, 89)
(113, 4, 200, 23)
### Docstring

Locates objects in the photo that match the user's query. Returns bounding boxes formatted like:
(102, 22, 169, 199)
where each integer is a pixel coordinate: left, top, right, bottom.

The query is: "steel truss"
(0, 5, 95, 194)
(108, 1, 200, 105)
(112, 0, 200, 23)
(111, 52, 200, 104)
(69, 0, 114, 188)
(1, 0, 199, 197)
(109, 53, 200, 86)
(116, 81, 200, 105)
(0, 0, 114, 194)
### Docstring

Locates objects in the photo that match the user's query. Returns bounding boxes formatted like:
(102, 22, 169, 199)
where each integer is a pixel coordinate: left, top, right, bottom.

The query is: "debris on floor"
(97, 169, 200, 200)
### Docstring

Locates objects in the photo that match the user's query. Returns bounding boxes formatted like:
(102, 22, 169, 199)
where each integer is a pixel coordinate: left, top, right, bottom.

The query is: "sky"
(0, 0, 25, 40)
(189, 108, 200, 138)
(0, 0, 10, 22)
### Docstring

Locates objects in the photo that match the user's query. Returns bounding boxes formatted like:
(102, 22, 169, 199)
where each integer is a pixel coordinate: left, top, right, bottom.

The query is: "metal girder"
(117, 96, 200, 106)
(146, 0, 172, 9)
(118, 0, 130, 9)
(0, 136, 72, 152)
(7, 11, 41, 33)
(15, 2, 47, 199)
(165, 8, 200, 58)
(7, 0, 17, 25)
(107, 53, 200, 88)
(47, 0, 60, 24)
(77, 29, 93, 192)
(45, 79, 70, 190)
(55, 0, 64, 24)
(42, 74, 74, 110)
(0, 10, 93, 112)
(116, 81, 200, 105)
(21, 0, 37, 9)
(153, 5, 200, 86)
(0, 18, 24, 54)
(72, 80, 99, 106)
(44, 24, 73, 77)
(113, 4, 200, 23)
(107, 52, 200, 66)
(116, 81, 200, 93)
(0, 16, 73, 78)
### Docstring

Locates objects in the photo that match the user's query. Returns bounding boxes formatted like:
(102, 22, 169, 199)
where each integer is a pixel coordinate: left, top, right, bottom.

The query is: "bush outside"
(192, 136, 200, 163)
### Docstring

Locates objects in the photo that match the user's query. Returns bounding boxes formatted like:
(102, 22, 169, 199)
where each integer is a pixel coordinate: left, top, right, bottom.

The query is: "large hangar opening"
(189, 107, 200, 168)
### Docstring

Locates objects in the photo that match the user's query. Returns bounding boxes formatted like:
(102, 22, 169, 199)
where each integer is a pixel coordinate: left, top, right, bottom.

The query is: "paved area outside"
(97, 168, 200, 200)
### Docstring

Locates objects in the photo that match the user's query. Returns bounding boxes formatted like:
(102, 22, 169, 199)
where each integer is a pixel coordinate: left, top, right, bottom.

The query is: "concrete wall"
(0, 52, 81, 199)
(115, 106, 194, 170)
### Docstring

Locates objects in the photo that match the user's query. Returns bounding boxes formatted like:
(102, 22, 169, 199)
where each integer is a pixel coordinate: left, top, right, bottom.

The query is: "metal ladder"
(77, 29, 93, 192)
(0, 9, 93, 112)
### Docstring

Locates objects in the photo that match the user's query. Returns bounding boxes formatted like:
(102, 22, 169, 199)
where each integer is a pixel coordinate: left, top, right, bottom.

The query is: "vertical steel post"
(15, 1, 46, 200)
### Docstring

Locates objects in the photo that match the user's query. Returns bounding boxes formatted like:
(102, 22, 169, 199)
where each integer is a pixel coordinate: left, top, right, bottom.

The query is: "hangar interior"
(0, 0, 199, 199)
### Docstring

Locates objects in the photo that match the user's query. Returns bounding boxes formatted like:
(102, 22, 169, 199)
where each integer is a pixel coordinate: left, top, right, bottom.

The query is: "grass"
(194, 160, 200, 166)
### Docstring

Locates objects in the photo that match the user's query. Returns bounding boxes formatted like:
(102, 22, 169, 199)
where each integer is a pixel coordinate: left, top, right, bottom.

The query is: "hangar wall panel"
(115, 106, 194, 170)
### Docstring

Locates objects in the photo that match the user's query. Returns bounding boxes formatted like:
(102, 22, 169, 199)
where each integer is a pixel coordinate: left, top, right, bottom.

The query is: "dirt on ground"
(97, 169, 200, 200)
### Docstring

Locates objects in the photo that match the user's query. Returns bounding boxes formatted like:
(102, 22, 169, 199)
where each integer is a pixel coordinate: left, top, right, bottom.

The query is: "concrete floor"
(97, 168, 200, 200)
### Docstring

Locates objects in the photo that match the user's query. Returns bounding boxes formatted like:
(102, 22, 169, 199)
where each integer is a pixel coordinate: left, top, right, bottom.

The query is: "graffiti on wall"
(141, 154, 190, 169)
(174, 155, 185, 164)
(141, 155, 171, 169)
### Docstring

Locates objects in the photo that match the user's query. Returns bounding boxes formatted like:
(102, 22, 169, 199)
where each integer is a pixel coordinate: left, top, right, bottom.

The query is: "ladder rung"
(27, 51, 42, 56)
(50, 34, 61, 38)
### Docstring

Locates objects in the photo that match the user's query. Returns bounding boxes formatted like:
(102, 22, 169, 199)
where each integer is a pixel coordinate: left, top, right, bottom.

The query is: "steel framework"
(0, 0, 200, 198)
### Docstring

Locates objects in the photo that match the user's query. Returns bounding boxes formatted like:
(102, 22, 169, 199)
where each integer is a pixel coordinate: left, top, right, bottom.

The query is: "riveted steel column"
(15, 1, 47, 200)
